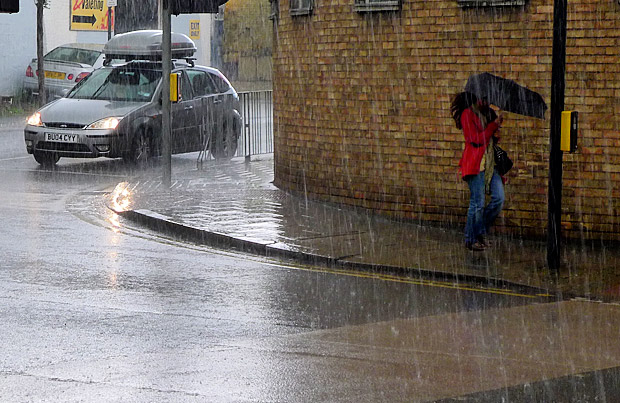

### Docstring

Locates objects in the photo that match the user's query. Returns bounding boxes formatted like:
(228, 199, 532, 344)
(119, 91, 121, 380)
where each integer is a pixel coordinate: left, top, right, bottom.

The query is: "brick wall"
(272, 0, 620, 240)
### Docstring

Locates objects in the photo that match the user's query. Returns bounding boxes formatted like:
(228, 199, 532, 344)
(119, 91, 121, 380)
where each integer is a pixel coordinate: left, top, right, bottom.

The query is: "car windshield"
(67, 66, 162, 102)
(44, 47, 102, 66)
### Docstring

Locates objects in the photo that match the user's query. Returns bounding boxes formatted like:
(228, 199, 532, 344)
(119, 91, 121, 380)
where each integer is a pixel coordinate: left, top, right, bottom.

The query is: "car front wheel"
(125, 128, 152, 165)
(33, 150, 60, 167)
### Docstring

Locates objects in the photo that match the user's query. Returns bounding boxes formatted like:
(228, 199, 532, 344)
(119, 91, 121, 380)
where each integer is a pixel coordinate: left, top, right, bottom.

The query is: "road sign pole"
(548, 0, 567, 272)
(107, 7, 111, 40)
(161, 0, 172, 187)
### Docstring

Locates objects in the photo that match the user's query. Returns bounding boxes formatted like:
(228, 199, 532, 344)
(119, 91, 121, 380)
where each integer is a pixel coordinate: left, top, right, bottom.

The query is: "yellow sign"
(561, 111, 578, 153)
(70, 0, 114, 31)
(170, 73, 180, 103)
(189, 20, 200, 40)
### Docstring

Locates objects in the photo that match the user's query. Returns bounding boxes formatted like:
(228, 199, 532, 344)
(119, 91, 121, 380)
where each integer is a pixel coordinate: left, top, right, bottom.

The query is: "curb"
(115, 207, 560, 300)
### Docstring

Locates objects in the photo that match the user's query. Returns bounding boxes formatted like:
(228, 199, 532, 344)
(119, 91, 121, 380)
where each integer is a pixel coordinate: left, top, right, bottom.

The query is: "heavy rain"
(2, 0, 620, 401)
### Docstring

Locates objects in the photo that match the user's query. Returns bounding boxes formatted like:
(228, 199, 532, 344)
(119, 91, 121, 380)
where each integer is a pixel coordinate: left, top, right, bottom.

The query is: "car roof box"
(103, 30, 197, 61)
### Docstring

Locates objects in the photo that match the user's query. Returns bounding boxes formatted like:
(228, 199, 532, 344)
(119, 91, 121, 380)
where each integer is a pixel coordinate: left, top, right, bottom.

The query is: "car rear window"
(45, 47, 102, 66)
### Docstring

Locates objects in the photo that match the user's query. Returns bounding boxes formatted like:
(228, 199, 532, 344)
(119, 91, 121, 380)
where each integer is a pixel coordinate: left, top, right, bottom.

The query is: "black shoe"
(477, 235, 491, 248)
(466, 241, 486, 251)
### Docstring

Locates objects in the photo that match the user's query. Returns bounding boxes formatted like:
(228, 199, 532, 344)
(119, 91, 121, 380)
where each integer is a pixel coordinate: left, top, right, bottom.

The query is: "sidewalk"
(109, 155, 620, 302)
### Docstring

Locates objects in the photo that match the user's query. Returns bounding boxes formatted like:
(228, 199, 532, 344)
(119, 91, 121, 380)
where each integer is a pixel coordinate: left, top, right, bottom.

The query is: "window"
(45, 47, 102, 66)
(289, 0, 312, 16)
(209, 72, 232, 94)
(354, 0, 400, 12)
(187, 70, 218, 97)
(68, 66, 161, 102)
(457, 0, 526, 7)
(179, 72, 194, 101)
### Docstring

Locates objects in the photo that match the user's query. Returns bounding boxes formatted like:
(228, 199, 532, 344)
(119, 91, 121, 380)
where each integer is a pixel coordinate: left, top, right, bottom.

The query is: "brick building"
(271, 0, 620, 241)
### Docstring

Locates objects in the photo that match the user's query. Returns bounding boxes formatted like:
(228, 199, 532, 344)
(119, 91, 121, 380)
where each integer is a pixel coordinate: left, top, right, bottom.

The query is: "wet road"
(1, 118, 619, 401)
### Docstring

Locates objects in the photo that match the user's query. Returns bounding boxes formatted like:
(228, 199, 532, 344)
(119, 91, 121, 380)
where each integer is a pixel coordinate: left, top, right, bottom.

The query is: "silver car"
(23, 43, 105, 100)
(24, 60, 242, 166)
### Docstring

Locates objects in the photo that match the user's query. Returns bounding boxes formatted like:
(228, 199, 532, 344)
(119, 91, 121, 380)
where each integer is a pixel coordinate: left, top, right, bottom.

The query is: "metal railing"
(237, 90, 273, 158)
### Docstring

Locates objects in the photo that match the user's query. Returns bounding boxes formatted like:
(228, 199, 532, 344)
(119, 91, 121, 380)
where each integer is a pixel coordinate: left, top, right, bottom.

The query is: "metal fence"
(237, 90, 273, 158)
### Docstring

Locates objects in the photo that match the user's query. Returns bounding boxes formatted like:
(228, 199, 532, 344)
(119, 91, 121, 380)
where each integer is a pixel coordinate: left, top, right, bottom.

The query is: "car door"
(170, 71, 197, 154)
(207, 72, 231, 130)
(186, 69, 221, 153)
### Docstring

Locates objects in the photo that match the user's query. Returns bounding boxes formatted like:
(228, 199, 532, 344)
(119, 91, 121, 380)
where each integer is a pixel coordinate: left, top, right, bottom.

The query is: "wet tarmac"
(111, 154, 620, 302)
(2, 121, 620, 400)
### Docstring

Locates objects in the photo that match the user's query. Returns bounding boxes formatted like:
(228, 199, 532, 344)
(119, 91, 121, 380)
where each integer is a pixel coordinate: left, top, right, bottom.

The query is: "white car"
(23, 43, 105, 100)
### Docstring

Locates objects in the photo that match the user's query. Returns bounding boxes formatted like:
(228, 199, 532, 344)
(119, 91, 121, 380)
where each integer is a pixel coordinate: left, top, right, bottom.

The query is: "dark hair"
(450, 91, 478, 129)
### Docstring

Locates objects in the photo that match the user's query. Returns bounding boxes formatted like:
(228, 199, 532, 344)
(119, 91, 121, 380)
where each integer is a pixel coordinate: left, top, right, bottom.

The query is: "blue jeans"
(464, 170, 504, 245)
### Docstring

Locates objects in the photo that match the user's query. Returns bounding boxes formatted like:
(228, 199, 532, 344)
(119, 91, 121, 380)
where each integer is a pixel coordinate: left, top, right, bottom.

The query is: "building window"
(290, 0, 312, 16)
(457, 0, 526, 7)
(354, 0, 400, 12)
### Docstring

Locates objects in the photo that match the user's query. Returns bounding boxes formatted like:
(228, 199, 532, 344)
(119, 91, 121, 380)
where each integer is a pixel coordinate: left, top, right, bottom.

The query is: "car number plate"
(45, 71, 66, 80)
(45, 132, 79, 143)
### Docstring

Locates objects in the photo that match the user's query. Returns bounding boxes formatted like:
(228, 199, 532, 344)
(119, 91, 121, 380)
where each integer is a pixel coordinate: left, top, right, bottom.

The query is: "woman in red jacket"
(451, 92, 504, 251)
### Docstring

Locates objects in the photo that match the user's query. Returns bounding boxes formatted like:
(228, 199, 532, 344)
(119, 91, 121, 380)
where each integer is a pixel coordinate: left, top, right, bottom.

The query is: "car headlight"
(86, 117, 122, 130)
(26, 112, 43, 127)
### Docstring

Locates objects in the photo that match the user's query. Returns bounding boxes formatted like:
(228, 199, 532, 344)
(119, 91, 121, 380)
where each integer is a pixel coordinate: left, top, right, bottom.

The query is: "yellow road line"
(112, 218, 549, 299)
(266, 260, 548, 299)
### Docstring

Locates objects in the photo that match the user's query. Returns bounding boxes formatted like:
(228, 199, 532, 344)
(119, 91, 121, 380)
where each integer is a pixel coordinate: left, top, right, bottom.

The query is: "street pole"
(107, 6, 111, 40)
(161, 0, 172, 187)
(548, 0, 567, 272)
(106, 0, 116, 39)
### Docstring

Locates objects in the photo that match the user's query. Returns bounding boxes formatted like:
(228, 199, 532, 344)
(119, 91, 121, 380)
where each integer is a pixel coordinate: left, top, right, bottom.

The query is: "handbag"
(493, 144, 513, 175)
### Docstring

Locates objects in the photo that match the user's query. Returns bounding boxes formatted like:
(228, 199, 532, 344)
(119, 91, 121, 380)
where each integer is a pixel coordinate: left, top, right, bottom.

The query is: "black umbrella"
(465, 72, 548, 119)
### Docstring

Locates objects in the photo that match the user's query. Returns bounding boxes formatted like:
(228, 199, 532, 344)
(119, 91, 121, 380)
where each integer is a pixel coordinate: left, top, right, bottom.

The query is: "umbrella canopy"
(465, 73, 548, 119)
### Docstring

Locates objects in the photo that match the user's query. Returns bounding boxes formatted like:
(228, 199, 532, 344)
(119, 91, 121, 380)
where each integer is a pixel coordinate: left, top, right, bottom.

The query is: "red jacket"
(458, 108, 500, 179)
